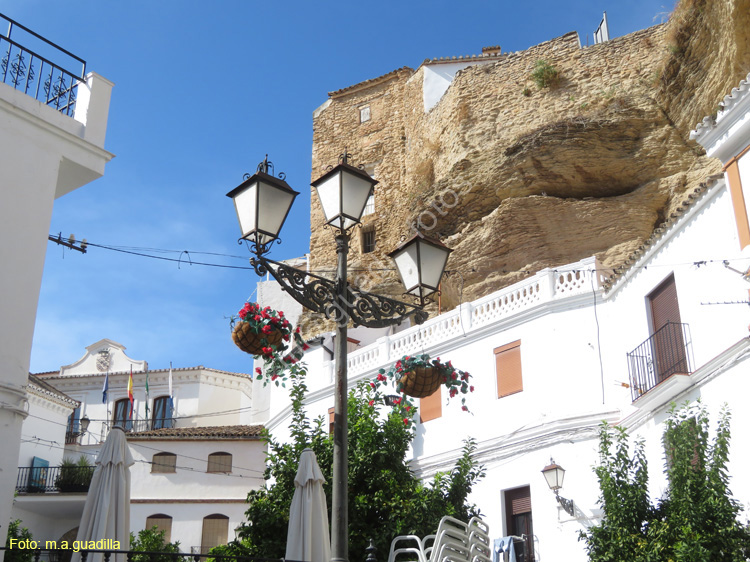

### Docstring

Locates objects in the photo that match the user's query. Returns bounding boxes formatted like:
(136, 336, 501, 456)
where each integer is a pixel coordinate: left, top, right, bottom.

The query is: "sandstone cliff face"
(304, 0, 750, 333)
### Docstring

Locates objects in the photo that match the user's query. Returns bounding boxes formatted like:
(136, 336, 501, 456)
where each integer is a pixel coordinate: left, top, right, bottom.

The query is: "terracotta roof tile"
(328, 66, 413, 98)
(126, 425, 264, 440)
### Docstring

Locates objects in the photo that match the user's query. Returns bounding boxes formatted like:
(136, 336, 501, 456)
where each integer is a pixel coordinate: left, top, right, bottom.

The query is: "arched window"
(113, 398, 132, 431)
(145, 514, 173, 542)
(206, 452, 232, 473)
(152, 396, 174, 429)
(152, 452, 176, 474)
(201, 514, 229, 553)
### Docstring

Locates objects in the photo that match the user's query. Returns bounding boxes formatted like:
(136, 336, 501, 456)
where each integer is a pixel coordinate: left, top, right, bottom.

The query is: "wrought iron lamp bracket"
(239, 237, 282, 258)
(555, 492, 576, 517)
(249, 256, 428, 328)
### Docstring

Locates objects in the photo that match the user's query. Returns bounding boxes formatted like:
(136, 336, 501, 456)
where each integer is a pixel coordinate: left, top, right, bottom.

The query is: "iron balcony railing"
(0, 13, 86, 116)
(16, 465, 94, 494)
(627, 321, 693, 401)
(99, 418, 176, 436)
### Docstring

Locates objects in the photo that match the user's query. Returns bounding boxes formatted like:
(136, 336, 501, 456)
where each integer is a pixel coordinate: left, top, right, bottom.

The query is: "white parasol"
(72, 426, 134, 562)
(285, 448, 331, 562)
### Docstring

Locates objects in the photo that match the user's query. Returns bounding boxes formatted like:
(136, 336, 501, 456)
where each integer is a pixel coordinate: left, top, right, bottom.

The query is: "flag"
(128, 366, 134, 419)
(168, 362, 174, 415)
(144, 370, 150, 419)
(102, 370, 109, 404)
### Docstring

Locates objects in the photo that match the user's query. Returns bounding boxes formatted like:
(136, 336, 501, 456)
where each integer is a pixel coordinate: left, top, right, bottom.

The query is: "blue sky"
(7, 0, 674, 375)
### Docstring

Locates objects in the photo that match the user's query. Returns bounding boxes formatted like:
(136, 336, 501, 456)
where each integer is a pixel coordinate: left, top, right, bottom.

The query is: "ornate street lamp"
(389, 232, 453, 307)
(226, 155, 299, 255)
(228, 153, 451, 562)
(541, 458, 575, 516)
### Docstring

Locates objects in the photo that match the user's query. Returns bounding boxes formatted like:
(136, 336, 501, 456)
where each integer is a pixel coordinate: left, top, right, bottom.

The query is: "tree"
(5, 519, 34, 562)
(581, 402, 750, 562)
(217, 369, 485, 560)
(128, 526, 182, 562)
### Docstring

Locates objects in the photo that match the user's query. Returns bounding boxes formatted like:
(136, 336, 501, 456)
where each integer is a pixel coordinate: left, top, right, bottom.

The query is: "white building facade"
(259, 75, 750, 562)
(0, 13, 113, 546)
(15, 340, 266, 552)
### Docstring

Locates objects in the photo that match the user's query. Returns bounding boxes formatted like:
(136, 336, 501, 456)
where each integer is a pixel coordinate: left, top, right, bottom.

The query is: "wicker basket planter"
(232, 321, 283, 356)
(375, 354, 475, 412)
(398, 366, 443, 398)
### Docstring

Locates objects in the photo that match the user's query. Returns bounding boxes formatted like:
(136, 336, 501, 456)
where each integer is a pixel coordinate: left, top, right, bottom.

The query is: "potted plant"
(55, 455, 94, 492)
(231, 302, 295, 358)
(375, 354, 474, 412)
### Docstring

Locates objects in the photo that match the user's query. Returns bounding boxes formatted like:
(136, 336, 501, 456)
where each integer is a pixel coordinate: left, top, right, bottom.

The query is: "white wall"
(0, 71, 112, 547)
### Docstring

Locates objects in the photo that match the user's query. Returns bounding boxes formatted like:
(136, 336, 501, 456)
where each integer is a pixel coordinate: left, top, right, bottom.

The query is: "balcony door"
(648, 274, 687, 382)
(113, 398, 132, 431)
(152, 396, 174, 429)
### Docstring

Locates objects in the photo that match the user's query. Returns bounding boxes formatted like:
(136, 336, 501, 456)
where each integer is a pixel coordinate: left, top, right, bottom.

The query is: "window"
(201, 514, 229, 554)
(113, 398, 132, 431)
(495, 340, 522, 398)
(145, 514, 173, 542)
(66, 407, 81, 444)
(725, 157, 750, 249)
(152, 452, 176, 473)
(152, 396, 174, 429)
(504, 486, 534, 562)
(420, 388, 442, 423)
(648, 274, 688, 381)
(361, 224, 376, 254)
(359, 105, 371, 123)
(362, 194, 375, 217)
(207, 452, 232, 473)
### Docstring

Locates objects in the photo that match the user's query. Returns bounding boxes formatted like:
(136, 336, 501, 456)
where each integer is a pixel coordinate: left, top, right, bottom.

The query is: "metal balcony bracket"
(249, 256, 428, 328)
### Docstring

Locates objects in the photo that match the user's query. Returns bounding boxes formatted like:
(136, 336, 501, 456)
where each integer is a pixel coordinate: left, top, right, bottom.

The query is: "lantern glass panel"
(392, 245, 420, 294)
(233, 182, 258, 239)
(257, 180, 296, 241)
(340, 171, 374, 225)
(419, 241, 451, 290)
(314, 172, 342, 226)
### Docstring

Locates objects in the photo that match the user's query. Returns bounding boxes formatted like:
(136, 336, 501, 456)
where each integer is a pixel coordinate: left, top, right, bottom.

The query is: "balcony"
(0, 12, 86, 116)
(16, 465, 93, 494)
(627, 322, 693, 401)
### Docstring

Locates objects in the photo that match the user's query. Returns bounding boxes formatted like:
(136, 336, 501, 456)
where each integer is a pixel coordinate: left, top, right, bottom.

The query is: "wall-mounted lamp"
(71, 415, 90, 437)
(541, 458, 575, 516)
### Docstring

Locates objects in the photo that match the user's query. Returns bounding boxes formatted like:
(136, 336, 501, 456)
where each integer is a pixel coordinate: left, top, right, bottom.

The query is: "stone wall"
(304, 0, 750, 335)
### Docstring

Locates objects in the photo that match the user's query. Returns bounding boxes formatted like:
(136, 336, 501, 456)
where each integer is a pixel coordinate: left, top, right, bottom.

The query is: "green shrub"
(5, 520, 34, 562)
(531, 59, 559, 89)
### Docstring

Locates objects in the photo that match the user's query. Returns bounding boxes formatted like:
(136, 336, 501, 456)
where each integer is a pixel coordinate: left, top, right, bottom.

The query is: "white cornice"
(690, 72, 750, 161)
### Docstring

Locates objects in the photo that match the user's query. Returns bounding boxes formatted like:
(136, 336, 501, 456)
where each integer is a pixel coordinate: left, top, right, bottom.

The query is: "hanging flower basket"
(374, 354, 474, 412)
(232, 321, 284, 355)
(231, 302, 293, 359)
(399, 365, 442, 398)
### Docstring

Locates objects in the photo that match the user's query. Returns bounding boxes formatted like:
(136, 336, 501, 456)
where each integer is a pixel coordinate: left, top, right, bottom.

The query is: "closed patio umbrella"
(286, 448, 331, 562)
(72, 426, 134, 562)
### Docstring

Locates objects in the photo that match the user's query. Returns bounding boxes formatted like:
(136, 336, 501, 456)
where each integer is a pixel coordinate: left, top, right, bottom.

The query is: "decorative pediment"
(59, 339, 147, 376)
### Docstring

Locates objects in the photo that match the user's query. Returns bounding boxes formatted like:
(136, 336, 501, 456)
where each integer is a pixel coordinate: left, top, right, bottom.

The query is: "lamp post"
(227, 153, 452, 562)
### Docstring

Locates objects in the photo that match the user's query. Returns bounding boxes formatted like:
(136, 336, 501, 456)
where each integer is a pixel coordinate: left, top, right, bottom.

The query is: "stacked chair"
(387, 516, 491, 562)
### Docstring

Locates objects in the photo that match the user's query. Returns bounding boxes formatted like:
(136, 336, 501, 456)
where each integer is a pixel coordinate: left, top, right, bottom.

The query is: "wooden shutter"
(420, 388, 442, 423)
(505, 485, 532, 515)
(495, 340, 522, 398)
(201, 514, 229, 553)
(649, 275, 682, 331)
(145, 514, 172, 542)
(725, 158, 750, 249)
(207, 452, 232, 473)
(328, 407, 335, 434)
